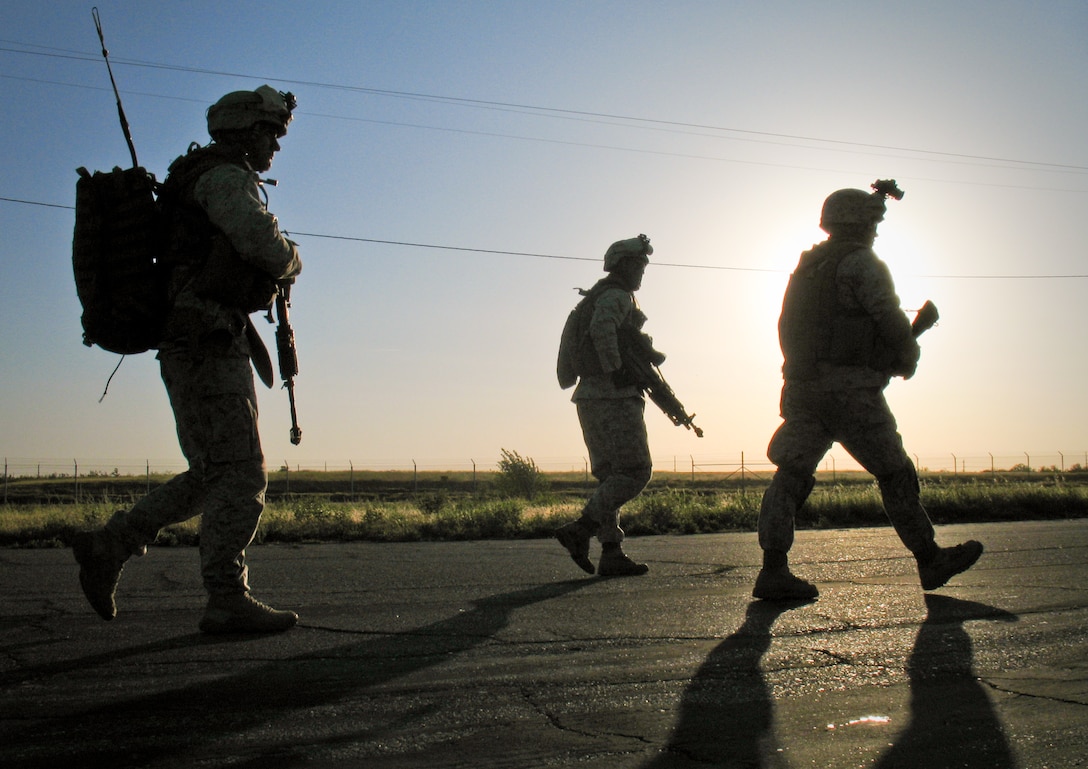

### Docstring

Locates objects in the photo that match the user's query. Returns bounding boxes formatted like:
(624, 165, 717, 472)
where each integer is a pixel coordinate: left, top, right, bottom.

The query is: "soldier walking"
(754, 181, 983, 601)
(73, 86, 303, 633)
(555, 235, 658, 577)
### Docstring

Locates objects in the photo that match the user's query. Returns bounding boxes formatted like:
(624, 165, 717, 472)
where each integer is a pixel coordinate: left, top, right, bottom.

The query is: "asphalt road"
(1, 519, 1085, 768)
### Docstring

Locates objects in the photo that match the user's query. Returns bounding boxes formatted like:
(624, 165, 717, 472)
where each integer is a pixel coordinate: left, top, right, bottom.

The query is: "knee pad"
(773, 468, 815, 506)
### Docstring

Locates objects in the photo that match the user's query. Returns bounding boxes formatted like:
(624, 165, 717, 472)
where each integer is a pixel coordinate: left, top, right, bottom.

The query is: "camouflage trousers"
(758, 382, 936, 558)
(106, 345, 267, 595)
(576, 398, 653, 544)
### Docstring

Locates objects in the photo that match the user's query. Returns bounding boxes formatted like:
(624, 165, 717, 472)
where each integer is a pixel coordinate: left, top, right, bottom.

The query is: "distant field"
(2, 469, 1086, 548)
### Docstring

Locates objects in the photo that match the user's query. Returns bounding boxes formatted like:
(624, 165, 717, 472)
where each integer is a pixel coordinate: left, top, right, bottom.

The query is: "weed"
(494, 449, 549, 501)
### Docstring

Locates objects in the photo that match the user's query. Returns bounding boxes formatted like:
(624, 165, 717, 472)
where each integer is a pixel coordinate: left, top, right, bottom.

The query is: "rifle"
(619, 329, 704, 437)
(878, 299, 938, 379)
(912, 299, 938, 337)
(273, 282, 302, 445)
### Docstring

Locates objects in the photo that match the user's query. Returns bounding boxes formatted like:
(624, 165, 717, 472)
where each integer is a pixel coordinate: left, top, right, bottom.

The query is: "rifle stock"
(912, 300, 939, 337)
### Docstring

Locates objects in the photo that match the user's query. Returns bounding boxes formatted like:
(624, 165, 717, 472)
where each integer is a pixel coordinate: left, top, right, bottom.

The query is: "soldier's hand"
(892, 346, 920, 380)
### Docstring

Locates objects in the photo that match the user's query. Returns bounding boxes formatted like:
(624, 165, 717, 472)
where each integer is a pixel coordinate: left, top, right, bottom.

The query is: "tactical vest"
(556, 276, 632, 388)
(778, 239, 879, 380)
(159, 144, 276, 313)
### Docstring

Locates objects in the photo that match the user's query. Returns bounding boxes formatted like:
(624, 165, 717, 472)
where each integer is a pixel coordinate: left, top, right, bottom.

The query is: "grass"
(2, 472, 1086, 549)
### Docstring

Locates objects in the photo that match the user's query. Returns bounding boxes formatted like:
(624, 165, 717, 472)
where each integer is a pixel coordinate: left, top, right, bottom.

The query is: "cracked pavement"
(1, 519, 1085, 768)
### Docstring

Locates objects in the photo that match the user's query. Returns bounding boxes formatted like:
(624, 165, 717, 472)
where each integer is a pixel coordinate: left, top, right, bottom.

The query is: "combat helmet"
(207, 85, 296, 138)
(603, 234, 653, 271)
(819, 188, 887, 233)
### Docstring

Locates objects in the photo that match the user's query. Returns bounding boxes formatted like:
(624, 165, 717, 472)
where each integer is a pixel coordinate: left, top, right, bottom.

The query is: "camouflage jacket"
(572, 279, 644, 402)
(779, 239, 917, 390)
(159, 144, 301, 353)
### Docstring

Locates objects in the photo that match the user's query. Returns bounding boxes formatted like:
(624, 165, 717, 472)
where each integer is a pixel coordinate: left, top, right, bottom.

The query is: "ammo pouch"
(191, 234, 276, 313)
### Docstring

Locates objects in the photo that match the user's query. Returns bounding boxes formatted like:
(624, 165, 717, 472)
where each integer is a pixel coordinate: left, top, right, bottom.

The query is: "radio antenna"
(91, 7, 140, 168)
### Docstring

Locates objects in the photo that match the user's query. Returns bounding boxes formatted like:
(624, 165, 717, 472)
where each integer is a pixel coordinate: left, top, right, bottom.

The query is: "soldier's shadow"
(874, 594, 1019, 769)
(3, 579, 590, 768)
(641, 598, 810, 768)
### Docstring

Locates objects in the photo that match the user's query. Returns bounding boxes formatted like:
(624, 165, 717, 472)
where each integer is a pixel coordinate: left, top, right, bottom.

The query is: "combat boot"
(72, 529, 129, 620)
(918, 540, 984, 590)
(597, 547, 649, 577)
(556, 520, 596, 574)
(752, 567, 819, 601)
(199, 592, 298, 634)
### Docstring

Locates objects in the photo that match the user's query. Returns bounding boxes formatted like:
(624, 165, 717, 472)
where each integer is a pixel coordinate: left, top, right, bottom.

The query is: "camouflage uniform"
(572, 281, 653, 544)
(759, 241, 936, 559)
(105, 158, 301, 595)
(754, 186, 982, 600)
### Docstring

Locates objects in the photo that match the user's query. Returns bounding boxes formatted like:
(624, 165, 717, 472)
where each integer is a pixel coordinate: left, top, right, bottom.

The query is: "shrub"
(494, 449, 549, 501)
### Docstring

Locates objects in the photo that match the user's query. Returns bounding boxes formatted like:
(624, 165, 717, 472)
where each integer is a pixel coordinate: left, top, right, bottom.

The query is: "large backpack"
(72, 165, 168, 355)
(556, 276, 627, 389)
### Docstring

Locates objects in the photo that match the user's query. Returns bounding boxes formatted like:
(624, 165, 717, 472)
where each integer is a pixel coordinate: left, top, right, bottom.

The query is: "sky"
(1, 1, 1086, 477)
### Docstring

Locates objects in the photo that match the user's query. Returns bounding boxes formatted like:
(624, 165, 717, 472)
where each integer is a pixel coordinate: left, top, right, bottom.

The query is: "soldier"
(72, 86, 303, 633)
(753, 181, 983, 601)
(555, 235, 656, 577)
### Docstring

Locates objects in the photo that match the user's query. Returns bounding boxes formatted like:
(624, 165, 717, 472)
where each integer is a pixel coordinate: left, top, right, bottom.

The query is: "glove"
(891, 342, 921, 380)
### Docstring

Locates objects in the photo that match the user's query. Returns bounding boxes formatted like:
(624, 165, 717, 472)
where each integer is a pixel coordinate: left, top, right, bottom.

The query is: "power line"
(4, 195, 1084, 279)
(8, 67, 1084, 187)
(6, 69, 1087, 192)
(2, 42, 1086, 174)
(289, 231, 782, 273)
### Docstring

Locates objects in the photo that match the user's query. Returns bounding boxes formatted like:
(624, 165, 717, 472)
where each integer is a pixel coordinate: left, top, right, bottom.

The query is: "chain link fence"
(4, 450, 1086, 504)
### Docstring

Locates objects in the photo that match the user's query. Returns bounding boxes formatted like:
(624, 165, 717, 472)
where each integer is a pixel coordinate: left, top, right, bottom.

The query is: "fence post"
(284, 462, 290, 495)
(349, 460, 354, 500)
(74, 459, 79, 503)
(413, 460, 417, 493)
(471, 459, 477, 494)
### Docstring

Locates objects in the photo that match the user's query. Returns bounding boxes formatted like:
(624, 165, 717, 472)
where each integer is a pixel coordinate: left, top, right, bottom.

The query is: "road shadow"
(640, 599, 812, 768)
(874, 594, 1019, 769)
(2, 579, 589, 768)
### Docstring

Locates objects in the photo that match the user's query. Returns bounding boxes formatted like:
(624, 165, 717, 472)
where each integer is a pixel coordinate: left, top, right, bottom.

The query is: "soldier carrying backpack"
(73, 86, 305, 635)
